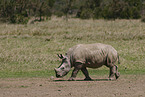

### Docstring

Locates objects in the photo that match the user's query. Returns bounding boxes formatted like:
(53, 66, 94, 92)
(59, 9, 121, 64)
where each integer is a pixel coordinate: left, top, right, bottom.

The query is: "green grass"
(0, 17, 145, 78)
(0, 69, 144, 78)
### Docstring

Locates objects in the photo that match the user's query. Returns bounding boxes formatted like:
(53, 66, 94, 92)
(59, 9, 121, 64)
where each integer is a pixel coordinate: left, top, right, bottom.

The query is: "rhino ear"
(57, 54, 64, 59)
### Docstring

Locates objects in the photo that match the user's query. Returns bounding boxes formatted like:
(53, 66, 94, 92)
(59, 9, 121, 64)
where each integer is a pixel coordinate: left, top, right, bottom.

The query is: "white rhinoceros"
(55, 43, 120, 81)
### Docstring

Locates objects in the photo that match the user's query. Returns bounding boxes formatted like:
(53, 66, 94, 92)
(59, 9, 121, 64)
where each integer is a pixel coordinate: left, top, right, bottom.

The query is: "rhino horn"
(54, 68, 58, 71)
(54, 68, 59, 73)
(57, 54, 64, 59)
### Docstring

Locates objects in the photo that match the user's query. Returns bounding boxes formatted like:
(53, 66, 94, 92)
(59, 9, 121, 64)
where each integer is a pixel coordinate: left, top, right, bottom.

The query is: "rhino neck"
(68, 57, 74, 68)
(67, 58, 72, 69)
(65, 54, 72, 68)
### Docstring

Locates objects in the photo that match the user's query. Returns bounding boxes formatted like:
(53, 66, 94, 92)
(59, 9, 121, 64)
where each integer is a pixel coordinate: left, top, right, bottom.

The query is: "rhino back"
(67, 43, 117, 68)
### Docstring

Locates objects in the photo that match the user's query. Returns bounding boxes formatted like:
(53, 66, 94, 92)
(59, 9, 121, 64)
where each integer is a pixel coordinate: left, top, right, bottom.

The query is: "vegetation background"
(0, 0, 145, 23)
(0, 0, 144, 78)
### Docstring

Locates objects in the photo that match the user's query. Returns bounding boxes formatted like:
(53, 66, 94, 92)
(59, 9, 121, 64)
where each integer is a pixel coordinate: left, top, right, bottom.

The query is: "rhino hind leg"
(109, 65, 116, 80)
(108, 65, 120, 80)
(81, 67, 92, 81)
(105, 57, 120, 80)
(105, 62, 116, 80)
(115, 65, 120, 79)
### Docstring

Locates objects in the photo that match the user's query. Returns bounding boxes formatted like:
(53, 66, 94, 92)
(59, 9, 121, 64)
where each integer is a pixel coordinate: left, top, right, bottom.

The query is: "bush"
(54, 11, 64, 17)
(76, 0, 143, 20)
(79, 8, 93, 19)
(0, 0, 55, 24)
(10, 14, 29, 24)
(141, 16, 145, 22)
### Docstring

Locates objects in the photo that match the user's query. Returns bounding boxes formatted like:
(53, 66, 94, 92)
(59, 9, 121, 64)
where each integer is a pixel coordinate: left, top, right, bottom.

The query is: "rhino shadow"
(54, 78, 111, 82)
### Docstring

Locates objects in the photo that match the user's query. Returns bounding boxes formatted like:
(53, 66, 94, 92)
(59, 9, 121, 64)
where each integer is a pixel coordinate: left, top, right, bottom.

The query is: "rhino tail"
(117, 54, 120, 64)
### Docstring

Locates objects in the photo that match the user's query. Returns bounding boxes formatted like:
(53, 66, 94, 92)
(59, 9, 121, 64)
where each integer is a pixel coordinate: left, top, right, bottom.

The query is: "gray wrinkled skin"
(55, 43, 120, 81)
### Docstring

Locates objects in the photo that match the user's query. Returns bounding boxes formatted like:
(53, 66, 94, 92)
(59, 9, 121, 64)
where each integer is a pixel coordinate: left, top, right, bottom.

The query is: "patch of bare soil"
(0, 75, 145, 97)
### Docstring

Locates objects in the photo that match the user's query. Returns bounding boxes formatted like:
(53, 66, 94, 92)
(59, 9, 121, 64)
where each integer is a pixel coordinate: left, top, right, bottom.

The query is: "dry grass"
(0, 17, 144, 77)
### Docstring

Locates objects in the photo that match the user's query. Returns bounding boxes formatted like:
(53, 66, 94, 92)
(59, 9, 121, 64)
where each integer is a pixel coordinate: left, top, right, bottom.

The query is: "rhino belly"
(85, 60, 106, 68)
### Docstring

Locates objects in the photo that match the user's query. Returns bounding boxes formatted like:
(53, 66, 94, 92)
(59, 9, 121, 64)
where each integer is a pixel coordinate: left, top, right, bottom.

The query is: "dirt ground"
(0, 75, 145, 97)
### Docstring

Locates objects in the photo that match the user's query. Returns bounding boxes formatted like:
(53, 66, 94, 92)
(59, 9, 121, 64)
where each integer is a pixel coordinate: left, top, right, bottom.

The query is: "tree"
(0, 0, 55, 24)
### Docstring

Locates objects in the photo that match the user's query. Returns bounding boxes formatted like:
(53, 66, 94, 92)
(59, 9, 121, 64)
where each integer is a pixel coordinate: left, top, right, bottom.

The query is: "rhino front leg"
(68, 68, 80, 81)
(68, 62, 83, 81)
(81, 67, 92, 80)
(115, 65, 120, 79)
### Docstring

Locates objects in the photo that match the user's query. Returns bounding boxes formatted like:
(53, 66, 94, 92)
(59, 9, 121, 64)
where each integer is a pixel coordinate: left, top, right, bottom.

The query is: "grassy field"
(0, 17, 144, 78)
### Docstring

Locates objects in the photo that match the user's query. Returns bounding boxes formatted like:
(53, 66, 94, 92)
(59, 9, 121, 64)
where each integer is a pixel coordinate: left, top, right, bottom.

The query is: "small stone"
(50, 76, 54, 80)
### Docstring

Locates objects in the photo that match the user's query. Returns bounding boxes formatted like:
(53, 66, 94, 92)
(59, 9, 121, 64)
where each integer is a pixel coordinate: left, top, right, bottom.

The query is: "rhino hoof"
(68, 78, 75, 81)
(115, 72, 120, 79)
(84, 77, 92, 81)
(108, 77, 115, 81)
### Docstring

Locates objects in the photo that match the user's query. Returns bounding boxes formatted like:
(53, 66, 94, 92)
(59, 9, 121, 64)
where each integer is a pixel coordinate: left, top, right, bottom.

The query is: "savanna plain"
(0, 17, 145, 97)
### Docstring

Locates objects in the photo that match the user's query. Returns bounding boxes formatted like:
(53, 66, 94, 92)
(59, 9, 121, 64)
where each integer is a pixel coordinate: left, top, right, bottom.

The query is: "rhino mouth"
(54, 68, 69, 78)
(55, 73, 67, 78)
(56, 74, 61, 78)
(55, 72, 68, 78)
(56, 74, 63, 78)
(55, 69, 64, 78)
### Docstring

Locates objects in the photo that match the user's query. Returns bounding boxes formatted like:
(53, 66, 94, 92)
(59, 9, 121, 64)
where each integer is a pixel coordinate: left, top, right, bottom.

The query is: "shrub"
(0, 0, 55, 24)
(80, 8, 93, 19)
(76, 0, 143, 20)
(141, 16, 145, 22)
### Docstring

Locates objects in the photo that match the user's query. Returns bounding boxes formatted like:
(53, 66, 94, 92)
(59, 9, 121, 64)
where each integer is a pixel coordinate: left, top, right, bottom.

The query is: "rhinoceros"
(55, 43, 120, 81)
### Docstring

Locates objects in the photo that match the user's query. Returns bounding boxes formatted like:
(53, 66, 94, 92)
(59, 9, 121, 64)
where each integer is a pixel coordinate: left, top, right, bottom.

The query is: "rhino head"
(54, 54, 71, 78)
